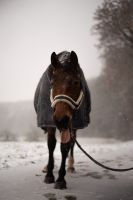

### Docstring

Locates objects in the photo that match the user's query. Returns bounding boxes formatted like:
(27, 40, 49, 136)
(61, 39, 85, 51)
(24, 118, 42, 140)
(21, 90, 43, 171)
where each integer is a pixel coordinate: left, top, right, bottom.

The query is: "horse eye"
(73, 80, 80, 86)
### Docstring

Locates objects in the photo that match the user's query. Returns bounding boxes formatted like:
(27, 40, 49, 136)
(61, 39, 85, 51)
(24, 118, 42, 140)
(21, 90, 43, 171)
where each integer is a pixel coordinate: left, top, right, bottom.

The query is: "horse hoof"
(67, 167, 76, 173)
(54, 180, 67, 189)
(44, 175, 55, 184)
(42, 165, 48, 173)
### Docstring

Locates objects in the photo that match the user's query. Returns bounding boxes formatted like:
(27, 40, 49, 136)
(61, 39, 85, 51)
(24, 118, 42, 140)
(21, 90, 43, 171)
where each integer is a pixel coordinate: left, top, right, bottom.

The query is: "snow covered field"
(1, 138, 133, 170)
(0, 138, 133, 200)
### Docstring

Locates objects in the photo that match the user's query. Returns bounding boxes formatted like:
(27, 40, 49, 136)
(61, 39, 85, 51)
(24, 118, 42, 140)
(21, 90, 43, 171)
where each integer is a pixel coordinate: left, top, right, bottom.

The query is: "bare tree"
(94, 0, 133, 49)
(92, 0, 133, 139)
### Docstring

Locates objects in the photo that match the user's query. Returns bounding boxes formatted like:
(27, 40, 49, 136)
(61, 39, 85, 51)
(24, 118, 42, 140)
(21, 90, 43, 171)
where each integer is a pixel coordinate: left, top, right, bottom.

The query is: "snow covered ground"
(0, 138, 133, 200)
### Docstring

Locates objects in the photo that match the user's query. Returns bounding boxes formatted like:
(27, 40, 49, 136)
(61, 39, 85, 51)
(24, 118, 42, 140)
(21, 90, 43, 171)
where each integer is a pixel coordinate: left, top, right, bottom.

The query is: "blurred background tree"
(91, 0, 133, 139)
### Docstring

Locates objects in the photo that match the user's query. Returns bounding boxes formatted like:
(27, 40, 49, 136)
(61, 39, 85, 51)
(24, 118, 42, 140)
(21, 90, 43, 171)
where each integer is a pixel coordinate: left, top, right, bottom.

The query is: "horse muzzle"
(53, 115, 70, 131)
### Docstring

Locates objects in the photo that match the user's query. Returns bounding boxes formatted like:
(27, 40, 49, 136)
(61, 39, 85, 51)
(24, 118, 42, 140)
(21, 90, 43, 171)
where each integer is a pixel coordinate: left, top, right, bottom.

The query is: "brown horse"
(34, 51, 91, 189)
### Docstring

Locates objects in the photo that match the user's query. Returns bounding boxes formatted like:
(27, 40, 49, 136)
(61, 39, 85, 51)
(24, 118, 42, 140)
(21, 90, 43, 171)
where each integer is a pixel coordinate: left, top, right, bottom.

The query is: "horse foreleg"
(44, 127, 56, 184)
(67, 130, 76, 173)
(55, 142, 71, 189)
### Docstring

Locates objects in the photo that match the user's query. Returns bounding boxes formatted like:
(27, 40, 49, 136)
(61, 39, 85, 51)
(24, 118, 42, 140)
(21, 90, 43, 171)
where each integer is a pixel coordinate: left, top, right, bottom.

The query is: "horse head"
(50, 51, 83, 132)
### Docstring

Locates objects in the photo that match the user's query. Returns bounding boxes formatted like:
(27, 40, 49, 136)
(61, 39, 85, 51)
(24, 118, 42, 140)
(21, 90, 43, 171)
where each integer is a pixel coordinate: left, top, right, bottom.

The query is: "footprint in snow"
(43, 193, 77, 200)
(64, 194, 77, 200)
(43, 193, 56, 200)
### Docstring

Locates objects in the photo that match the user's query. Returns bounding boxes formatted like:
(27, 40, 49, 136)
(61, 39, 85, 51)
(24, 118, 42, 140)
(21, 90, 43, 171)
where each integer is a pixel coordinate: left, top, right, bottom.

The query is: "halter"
(50, 89, 84, 110)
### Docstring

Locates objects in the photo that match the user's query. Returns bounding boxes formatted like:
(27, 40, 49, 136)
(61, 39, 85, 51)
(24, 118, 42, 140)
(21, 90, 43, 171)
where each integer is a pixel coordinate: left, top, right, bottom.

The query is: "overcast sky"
(0, 0, 103, 102)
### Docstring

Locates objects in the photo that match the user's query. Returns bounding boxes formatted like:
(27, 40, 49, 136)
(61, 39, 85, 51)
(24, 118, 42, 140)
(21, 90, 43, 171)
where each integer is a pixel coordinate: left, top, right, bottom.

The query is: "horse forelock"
(57, 51, 80, 73)
(57, 51, 71, 64)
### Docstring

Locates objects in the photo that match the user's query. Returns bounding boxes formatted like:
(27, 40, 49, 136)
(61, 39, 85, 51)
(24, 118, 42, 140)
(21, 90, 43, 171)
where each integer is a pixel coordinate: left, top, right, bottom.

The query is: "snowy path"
(0, 138, 133, 200)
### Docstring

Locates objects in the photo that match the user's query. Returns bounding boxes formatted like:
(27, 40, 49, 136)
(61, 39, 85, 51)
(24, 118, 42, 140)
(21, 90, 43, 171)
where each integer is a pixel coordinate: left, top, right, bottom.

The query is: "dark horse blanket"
(34, 65, 91, 130)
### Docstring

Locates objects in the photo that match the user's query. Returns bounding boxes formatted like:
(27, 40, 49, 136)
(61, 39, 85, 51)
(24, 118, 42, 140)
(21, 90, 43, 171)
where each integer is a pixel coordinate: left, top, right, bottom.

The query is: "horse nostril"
(61, 115, 70, 126)
(54, 115, 70, 130)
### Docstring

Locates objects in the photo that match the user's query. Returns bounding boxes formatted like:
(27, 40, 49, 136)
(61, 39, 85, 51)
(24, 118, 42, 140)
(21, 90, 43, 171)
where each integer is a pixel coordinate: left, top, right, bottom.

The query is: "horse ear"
(51, 52, 58, 67)
(70, 51, 78, 65)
